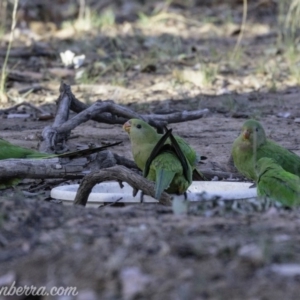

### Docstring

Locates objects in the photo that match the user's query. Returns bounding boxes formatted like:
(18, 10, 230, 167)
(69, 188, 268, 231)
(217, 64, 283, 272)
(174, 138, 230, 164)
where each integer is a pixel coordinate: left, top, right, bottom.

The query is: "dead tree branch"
(40, 83, 209, 152)
(70, 96, 209, 128)
(74, 165, 171, 206)
(0, 151, 138, 181)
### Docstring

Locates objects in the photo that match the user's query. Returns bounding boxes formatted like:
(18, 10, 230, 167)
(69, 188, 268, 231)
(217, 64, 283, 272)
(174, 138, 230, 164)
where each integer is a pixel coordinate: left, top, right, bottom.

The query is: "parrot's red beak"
(242, 129, 251, 140)
(123, 121, 131, 133)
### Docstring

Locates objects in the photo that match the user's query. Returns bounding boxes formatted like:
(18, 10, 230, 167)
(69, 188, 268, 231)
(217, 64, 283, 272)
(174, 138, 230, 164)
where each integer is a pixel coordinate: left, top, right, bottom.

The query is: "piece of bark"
(40, 82, 72, 152)
(74, 165, 171, 206)
(0, 101, 46, 115)
(0, 158, 84, 180)
(6, 70, 44, 83)
(17, 84, 44, 94)
(0, 45, 56, 58)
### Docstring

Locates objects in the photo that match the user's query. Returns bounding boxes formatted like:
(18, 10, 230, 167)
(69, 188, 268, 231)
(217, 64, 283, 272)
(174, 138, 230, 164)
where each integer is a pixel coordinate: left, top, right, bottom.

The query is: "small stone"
(277, 112, 291, 118)
(294, 118, 300, 123)
(238, 244, 264, 265)
(120, 267, 152, 300)
(77, 290, 97, 300)
(0, 272, 15, 286)
(270, 264, 300, 277)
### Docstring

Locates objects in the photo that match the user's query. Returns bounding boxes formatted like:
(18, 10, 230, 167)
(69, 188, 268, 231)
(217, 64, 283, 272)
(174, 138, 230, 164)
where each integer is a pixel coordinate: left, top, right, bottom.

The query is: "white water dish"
(51, 181, 257, 207)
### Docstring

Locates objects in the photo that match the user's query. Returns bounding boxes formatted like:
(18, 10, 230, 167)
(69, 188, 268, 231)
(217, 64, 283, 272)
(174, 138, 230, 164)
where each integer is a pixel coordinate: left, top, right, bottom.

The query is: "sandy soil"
(0, 1, 300, 299)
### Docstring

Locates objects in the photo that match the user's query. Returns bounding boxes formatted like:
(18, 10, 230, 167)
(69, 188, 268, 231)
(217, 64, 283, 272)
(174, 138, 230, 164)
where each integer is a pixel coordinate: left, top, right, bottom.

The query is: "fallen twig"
(0, 101, 46, 115)
(0, 45, 56, 58)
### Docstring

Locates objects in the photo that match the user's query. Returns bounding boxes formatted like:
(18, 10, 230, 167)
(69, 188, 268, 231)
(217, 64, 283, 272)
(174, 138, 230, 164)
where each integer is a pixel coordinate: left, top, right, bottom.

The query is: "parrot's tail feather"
(26, 153, 52, 158)
(26, 141, 122, 159)
(154, 169, 175, 200)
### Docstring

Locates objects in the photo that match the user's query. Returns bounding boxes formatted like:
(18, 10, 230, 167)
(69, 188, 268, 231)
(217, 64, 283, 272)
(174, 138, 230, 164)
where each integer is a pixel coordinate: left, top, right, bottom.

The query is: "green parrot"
(0, 138, 122, 189)
(232, 119, 300, 181)
(123, 119, 205, 177)
(123, 119, 203, 199)
(256, 157, 300, 207)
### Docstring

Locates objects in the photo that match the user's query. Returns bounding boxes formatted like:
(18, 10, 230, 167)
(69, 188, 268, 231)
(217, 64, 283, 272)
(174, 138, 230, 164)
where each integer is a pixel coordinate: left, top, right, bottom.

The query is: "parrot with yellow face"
(123, 119, 204, 199)
(232, 119, 300, 181)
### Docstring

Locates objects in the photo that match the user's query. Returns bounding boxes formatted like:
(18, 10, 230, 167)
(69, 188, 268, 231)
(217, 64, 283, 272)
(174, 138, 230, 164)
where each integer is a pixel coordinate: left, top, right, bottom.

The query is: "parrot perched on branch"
(256, 157, 300, 207)
(123, 119, 205, 200)
(232, 119, 300, 181)
(0, 138, 122, 189)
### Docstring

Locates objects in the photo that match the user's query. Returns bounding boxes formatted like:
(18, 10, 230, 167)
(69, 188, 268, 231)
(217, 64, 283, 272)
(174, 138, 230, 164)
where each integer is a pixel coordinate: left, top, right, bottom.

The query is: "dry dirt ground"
(0, 1, 300, 299)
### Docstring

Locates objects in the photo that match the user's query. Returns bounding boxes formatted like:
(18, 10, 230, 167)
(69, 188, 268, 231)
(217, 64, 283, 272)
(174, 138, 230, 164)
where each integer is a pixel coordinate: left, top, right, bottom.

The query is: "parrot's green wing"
(147, 149, 192, 200)
(258, 140, 300, 177)
(256, 157, 300, 207)
(167, 128, 190, 182)
(145, 126, 191, 182)
(144, 128, 173, 178)
(173, 135, 206, 180)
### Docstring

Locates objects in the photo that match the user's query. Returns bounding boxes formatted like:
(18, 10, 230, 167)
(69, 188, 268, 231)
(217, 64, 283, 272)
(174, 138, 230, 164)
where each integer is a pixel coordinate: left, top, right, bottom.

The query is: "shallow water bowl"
(50, 181, 257, 207)
(187, 181, 257, 201)
(51, 182, 156, 207)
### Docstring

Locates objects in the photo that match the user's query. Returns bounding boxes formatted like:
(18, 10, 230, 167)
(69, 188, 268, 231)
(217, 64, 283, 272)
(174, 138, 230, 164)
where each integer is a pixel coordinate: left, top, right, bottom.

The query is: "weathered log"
(0, 151, 137, 181)
(0, 158, 84, 180)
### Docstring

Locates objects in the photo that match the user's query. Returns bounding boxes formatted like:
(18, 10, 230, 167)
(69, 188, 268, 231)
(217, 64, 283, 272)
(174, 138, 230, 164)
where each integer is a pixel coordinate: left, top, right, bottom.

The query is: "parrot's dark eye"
(136, 124, 142, 129)
(255, 127, 259, 132)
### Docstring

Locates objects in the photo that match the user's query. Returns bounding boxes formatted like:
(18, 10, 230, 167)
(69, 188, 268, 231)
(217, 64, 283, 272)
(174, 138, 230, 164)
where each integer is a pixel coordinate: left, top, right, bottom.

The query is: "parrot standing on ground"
(0, 138, 122, 189)
(256, 157, 300, 207)
(232, 119, 300, 181)
(123, 119, 204, 200)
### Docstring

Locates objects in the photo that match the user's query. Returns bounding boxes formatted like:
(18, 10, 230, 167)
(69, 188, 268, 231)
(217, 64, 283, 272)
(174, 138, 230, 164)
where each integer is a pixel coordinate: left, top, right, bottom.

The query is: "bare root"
(74, 165, 171, 206)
